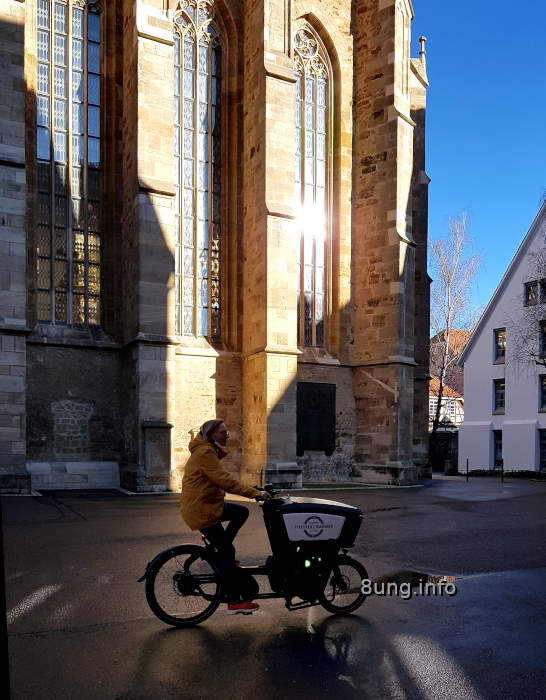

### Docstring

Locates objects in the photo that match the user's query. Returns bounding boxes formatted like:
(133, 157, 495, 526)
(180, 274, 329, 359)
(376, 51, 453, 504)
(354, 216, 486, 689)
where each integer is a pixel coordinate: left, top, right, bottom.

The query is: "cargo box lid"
(276, 496, 362, 516)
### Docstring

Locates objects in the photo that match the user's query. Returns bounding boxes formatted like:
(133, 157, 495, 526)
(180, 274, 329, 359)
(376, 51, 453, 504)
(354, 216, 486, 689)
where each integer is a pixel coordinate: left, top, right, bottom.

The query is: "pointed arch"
(293, 20, 333, 347)
(173, 0, 226, 338)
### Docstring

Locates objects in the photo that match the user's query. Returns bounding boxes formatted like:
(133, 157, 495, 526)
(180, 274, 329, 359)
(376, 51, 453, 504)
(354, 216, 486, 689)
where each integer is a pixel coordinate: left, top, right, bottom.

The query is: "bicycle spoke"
(146, 546, 221, 626)
(319, 556, 367, 614)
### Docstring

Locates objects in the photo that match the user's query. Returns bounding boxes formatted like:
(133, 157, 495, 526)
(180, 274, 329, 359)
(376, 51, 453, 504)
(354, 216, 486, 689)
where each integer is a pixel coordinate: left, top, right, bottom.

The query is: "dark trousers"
(200, 502, 249, 603)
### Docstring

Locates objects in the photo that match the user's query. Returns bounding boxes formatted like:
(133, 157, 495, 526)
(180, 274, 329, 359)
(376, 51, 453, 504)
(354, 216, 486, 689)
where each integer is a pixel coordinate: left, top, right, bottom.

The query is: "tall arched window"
(35, 0, 102, 325)
(294, 26, 331, 347)
(174, 0, 222, 338)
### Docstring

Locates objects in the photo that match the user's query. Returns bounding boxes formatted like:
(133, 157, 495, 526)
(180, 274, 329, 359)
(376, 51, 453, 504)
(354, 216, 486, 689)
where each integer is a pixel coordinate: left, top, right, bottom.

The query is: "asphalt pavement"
(2, 475, 546, 700)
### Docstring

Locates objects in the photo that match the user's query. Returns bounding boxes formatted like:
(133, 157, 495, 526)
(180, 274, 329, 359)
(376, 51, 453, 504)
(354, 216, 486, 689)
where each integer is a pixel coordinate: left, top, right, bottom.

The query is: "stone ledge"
(0, 473, 30, 494)
(351, 465, 419, 486)
(265, 461, 302, 489)
(26, 461, 120, 490)
(27, 324, 119, 349)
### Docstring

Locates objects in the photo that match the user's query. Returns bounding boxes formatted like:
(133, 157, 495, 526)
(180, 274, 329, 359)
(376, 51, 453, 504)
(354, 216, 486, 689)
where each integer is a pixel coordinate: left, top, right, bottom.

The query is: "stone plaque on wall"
(296, 382, 335, 456)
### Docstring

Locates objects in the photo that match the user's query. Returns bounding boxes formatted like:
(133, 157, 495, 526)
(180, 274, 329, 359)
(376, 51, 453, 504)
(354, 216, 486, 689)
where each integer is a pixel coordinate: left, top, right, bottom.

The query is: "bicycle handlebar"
(254, 482, 279, 495)
(253, 483, 290, 505)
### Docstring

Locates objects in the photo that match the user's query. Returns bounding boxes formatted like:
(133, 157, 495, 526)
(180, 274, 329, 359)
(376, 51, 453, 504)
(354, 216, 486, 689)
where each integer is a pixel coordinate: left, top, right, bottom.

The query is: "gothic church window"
(294, 26, 331, 347)
(35, 0, 101, 325)
(174, 0, 222, 338)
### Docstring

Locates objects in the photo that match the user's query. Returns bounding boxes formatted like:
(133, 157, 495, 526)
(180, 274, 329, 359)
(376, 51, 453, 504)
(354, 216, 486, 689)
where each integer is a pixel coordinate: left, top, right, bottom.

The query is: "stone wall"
(0, 0, 28, 493)
(296, 360, 355, 482)
(26, 344, 122, 461)
(241, 0, 300, 484)
(350, 0, 421, 483)
(3, 0, 430, 492)
(410, 44, 431, 476)
(170, 349, 243, 490)
(26, 343, 122, 489)
(121, 0, 140, 345)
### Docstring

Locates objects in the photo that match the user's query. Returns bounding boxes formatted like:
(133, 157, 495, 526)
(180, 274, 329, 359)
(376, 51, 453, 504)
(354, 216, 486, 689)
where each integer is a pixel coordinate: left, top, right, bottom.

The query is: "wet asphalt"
(2, 475, 546, 700)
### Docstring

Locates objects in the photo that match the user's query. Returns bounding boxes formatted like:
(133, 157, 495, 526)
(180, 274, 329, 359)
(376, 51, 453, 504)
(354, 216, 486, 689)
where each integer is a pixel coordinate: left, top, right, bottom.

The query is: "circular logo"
(303, 515, 324, 538)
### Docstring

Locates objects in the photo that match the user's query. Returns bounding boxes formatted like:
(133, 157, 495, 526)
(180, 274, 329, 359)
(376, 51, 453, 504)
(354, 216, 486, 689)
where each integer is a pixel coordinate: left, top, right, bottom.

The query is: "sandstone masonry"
(0, 0, 429, 493)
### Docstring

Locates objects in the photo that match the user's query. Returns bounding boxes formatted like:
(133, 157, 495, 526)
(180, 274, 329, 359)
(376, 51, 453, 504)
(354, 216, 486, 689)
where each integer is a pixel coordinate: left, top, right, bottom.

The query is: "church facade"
(0, 0, 430, 493)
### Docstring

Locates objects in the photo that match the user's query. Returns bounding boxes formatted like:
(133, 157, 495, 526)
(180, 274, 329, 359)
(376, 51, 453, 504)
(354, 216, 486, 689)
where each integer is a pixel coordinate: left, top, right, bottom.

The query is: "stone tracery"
(294, 23, 330, 347)
(173, 0, 222, 338)
(34, 0, 102, 326)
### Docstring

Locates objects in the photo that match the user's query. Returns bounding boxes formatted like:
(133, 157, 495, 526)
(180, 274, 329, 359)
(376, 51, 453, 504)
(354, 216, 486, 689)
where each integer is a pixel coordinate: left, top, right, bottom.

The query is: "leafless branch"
(505, 249, 546, 371)
(429, 214, 482, 434)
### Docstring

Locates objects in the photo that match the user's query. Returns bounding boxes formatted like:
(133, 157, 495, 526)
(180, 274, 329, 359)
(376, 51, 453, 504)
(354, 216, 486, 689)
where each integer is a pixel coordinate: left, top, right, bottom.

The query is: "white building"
(429, 378, 464, 432)
(458, 204, 546, 472)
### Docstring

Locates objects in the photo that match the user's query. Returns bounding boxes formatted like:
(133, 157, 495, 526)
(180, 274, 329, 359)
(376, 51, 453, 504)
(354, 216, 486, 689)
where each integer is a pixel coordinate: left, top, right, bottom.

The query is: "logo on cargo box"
(302, 515, 327, 538)
(284, 513, 345, 541)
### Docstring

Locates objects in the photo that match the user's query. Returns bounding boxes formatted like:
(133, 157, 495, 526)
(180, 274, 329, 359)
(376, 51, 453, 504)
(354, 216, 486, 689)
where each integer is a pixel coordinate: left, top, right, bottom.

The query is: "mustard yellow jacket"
(180, 435, 262, 530)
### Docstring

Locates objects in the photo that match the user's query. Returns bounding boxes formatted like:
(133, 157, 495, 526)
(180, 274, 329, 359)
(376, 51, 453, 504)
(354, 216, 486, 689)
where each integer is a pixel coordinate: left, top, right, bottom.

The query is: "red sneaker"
(226, 601, 260, 615)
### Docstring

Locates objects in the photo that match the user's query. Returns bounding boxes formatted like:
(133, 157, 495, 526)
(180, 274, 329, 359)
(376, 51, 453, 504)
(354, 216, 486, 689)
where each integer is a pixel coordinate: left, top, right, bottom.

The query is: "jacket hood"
(188, 434, 227, 459)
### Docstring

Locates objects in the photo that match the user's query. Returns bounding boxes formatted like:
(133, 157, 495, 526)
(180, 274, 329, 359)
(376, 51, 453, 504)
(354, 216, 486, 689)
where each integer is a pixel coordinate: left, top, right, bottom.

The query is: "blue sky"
(411, 0, 546, 310)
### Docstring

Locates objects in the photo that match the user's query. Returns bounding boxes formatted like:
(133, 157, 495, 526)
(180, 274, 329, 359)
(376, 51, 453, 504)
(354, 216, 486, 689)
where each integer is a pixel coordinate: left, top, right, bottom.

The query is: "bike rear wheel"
(145, 545, 221, 627)
(318, 554, 368, 614)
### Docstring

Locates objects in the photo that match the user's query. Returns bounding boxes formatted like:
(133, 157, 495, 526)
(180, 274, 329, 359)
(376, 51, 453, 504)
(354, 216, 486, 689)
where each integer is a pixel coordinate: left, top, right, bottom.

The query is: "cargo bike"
(138, 484, 368, 627)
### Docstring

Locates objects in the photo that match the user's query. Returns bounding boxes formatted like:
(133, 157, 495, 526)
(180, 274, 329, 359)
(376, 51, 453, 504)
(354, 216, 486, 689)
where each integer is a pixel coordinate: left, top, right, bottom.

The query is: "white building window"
(524, 280, 538, 306)
(493, 378, 505, 412)
(540, 375, 546, 409)
(540, 429, 546, 470)
(493, 430, 503, 468)
(494, 328, 506, 362)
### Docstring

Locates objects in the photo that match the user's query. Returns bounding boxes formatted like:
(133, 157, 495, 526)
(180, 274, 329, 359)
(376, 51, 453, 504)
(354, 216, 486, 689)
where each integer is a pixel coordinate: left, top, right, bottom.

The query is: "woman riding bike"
(180, 419, 271, 615)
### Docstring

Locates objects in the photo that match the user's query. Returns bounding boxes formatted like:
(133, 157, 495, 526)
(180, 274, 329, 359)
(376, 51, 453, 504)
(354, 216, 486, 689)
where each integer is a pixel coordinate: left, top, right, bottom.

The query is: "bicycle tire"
(145, 544, 221, 627)
(318, 554, 368, 614)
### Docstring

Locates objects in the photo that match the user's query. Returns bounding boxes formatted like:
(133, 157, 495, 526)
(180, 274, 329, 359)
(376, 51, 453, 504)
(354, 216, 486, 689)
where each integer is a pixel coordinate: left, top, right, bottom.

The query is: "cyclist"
(180, 419, 271, 615)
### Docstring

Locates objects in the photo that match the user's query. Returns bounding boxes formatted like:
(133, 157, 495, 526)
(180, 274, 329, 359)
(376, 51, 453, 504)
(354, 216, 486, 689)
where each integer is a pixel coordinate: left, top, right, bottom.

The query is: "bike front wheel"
(145, 545, 221, 627)
(318, 554, 368, 614)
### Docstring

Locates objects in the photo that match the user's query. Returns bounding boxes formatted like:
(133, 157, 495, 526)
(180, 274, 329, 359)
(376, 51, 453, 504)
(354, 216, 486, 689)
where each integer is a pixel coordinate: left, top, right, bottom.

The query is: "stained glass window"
(174, 0, 222, 338)
(294, 26, 330, 347)
(35, 0, 101, 326)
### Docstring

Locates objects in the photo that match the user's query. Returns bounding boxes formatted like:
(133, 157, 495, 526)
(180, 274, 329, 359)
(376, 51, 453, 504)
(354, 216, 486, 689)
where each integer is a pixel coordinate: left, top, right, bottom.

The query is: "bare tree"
(429, 214, 482, 435)
(507, 248, 546, 370)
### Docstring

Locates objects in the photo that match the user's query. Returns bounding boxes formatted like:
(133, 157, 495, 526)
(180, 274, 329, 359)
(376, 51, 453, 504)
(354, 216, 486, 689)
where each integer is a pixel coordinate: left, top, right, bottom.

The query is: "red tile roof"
(430, 329, 471, 353)
(429, 376, 463, 398)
